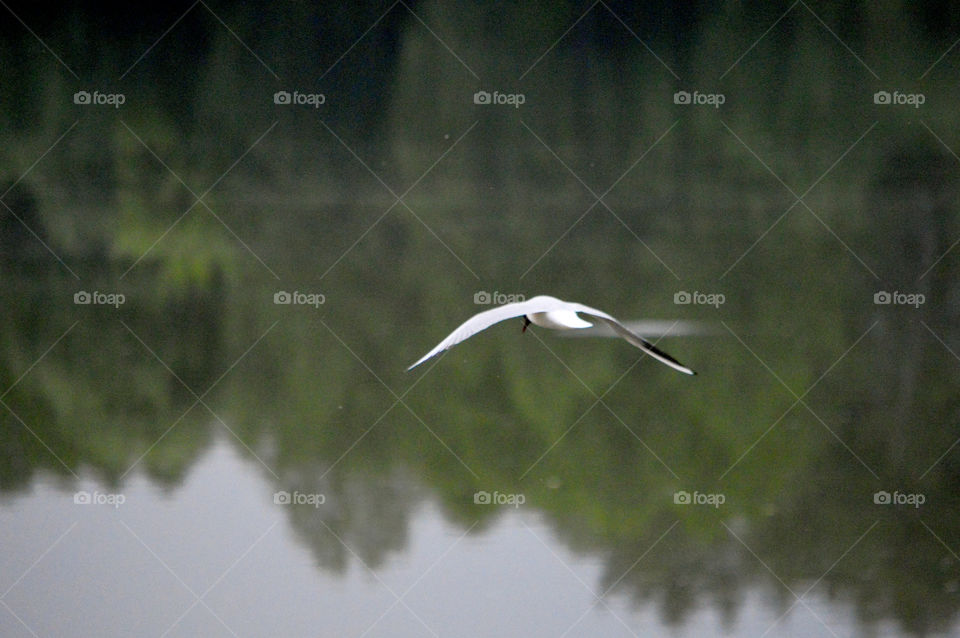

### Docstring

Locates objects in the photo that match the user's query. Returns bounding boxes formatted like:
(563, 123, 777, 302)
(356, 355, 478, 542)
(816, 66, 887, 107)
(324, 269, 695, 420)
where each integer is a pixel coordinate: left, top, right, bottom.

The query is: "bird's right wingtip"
(672, 362, 696, 375)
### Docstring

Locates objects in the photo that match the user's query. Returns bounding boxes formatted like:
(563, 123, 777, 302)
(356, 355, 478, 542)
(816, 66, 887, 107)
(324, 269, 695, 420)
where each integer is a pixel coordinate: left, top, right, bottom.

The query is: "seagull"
(408, 295, 696, 375)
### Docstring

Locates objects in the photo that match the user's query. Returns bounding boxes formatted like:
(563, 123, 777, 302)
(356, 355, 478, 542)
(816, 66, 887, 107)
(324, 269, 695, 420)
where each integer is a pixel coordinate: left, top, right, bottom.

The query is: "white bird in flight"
(408, 295, 696, 375)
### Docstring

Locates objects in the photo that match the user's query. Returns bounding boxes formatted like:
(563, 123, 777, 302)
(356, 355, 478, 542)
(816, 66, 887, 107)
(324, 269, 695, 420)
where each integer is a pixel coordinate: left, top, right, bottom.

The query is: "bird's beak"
(522, 316, 531, 333)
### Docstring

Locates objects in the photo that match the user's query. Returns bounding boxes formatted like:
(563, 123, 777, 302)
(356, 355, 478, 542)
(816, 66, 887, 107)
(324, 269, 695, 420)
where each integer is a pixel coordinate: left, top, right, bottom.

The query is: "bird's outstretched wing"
(408, 295, 696, 375)
(565, 302, 696, 375)
(556, 319, 715, 339)
(408, 296, 560, 369)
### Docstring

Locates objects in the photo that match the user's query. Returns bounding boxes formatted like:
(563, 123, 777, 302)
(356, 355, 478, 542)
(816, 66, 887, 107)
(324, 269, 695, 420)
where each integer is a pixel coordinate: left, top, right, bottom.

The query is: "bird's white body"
(408, 295, 696, 375)
(527, 310, 593, 330)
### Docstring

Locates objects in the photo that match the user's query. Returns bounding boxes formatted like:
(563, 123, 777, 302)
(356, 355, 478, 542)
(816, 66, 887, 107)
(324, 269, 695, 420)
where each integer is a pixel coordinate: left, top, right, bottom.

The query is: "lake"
(1, 2, 959, 636)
